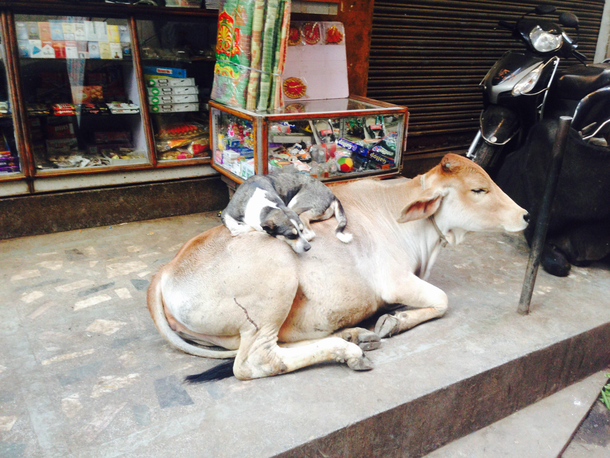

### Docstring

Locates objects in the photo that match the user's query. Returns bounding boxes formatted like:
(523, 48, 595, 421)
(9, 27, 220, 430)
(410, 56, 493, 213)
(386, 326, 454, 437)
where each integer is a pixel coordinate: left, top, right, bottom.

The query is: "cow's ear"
(397, 192, 443, 223)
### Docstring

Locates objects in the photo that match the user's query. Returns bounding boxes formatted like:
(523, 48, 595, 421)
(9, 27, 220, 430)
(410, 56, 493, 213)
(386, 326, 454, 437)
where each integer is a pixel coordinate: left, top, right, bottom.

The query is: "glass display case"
(136, 16, 216, 164)
(15, 15, 148, 172)
(210, 97, 408, 183)
(0, 22, 25, 189)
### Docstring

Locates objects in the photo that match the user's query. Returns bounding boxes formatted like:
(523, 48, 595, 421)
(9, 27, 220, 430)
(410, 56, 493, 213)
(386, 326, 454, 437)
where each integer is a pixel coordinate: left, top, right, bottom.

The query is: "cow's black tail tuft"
(184, 360, 234, 383)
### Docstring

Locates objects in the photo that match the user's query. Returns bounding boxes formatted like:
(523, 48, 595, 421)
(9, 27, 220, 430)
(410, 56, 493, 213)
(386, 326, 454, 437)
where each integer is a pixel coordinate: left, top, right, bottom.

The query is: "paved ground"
(1, 211, 609, 457)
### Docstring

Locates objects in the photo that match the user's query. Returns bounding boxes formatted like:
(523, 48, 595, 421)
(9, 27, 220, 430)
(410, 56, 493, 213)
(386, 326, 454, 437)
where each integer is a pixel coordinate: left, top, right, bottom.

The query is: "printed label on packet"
(337, 138, 367, 156)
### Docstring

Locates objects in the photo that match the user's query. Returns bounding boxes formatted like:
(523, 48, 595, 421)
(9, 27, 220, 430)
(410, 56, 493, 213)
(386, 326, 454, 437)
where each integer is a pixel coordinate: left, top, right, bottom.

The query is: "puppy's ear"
(261, 219, 277, 235)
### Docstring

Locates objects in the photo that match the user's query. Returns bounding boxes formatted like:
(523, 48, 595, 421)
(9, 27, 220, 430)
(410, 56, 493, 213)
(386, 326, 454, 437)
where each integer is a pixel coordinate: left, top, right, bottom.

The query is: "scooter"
(466, 4, 610, 170)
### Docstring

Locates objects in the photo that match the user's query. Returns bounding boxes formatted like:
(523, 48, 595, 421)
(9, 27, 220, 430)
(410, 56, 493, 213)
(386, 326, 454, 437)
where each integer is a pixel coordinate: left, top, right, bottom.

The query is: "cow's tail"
(147, 271, 238, 359)
(333, 199, 353, 243)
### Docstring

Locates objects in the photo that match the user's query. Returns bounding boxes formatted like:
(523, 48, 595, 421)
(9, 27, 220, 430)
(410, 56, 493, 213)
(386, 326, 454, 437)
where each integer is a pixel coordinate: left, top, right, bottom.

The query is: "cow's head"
(397, 154, 529, 243)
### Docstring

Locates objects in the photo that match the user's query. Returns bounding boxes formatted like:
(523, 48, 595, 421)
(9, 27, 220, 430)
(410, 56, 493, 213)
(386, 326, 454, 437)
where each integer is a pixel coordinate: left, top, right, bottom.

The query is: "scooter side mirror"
(535, 5, 556, 15)
(559, 12, 579, 28)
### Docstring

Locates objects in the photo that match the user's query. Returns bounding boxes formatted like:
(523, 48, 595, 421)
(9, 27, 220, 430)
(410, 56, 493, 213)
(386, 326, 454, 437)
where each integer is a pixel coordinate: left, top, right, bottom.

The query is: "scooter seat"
(555, 64, 610, 101)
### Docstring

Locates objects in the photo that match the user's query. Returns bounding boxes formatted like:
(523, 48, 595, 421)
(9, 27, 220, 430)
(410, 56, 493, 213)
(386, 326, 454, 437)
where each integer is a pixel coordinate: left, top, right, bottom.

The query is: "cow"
(147, 154, 529, 380)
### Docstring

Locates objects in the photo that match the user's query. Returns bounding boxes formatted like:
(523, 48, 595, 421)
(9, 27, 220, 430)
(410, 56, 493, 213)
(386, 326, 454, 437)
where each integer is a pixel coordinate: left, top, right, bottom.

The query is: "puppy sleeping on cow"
(221, 173, 352, 253)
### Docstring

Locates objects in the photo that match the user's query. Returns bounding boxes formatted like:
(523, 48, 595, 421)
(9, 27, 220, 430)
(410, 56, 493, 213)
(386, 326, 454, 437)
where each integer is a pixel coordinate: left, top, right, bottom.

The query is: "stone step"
(423, 371, 608, 458)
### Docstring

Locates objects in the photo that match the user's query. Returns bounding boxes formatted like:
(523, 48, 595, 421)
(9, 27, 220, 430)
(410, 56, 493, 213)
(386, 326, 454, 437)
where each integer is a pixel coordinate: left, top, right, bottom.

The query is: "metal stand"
(517, 116, 572, 315)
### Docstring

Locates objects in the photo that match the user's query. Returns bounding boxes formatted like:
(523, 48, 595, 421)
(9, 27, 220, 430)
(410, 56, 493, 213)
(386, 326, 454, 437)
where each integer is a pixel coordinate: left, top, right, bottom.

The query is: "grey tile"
(154, 375, 194, 408)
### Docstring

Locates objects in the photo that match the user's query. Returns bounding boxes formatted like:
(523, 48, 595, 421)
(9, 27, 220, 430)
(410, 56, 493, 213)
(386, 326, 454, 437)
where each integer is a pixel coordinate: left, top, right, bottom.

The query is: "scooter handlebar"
(573, 50, 587, 63)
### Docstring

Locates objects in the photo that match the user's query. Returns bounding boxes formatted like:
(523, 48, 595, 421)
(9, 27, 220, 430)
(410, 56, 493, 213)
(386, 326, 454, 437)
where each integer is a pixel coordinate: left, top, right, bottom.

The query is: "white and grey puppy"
(221, 173, 352, 253)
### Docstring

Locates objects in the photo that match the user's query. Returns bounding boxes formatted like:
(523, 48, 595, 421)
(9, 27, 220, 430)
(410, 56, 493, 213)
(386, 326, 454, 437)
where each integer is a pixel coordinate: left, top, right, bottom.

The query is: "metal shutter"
(367, 0, 606, 159)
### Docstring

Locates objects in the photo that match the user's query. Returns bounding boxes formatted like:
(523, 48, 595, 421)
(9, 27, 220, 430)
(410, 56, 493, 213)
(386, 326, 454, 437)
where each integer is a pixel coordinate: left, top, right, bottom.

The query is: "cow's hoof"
(336, 328, 381, 351)
(375, 314, 399, 339)
(358, 332, 381, 351)
(347, 355, 374, 371)
(541, 244, 571, 277)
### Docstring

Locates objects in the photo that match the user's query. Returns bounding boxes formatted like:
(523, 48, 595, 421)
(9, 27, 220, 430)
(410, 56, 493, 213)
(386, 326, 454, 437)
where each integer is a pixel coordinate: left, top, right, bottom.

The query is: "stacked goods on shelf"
(211, 0, 290, 111)
(15, 20, 131, 59)
(25, 68, 139, 116)
(266, 114, 401, 178)
(213, 113, 254, 179)
(155, 121, 210, 160)
(145, 67, 200, 113)
(87, 131, 145, 165)
(0, 124, 19, 174)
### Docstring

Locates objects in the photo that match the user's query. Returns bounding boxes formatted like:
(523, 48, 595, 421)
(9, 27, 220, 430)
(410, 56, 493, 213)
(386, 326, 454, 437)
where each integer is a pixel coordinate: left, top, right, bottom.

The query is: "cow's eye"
(471, 188, 488, 194)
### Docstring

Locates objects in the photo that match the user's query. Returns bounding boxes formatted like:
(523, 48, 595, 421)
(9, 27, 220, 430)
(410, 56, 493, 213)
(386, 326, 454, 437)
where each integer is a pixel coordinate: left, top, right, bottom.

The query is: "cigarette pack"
(62, 22, 75, 41)
(50, 21, 64, 40)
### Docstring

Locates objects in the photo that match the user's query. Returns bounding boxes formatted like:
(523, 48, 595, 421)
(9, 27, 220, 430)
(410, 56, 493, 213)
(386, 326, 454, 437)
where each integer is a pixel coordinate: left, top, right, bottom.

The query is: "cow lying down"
(147, 154, 529, 380)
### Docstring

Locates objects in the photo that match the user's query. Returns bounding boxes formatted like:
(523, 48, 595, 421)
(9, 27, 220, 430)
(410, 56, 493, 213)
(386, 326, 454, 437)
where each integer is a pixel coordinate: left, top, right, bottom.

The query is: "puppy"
(221, 173, 352, 253)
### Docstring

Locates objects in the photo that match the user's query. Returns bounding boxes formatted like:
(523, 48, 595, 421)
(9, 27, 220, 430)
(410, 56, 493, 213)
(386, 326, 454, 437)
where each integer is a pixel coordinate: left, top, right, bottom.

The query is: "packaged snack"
(302, 22, 321, 45)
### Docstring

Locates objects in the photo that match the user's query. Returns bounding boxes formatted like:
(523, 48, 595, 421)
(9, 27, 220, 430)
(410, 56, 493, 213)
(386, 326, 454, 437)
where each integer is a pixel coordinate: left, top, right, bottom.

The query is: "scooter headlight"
(529, 26, 562, 52)
(511, 63, 544, 96)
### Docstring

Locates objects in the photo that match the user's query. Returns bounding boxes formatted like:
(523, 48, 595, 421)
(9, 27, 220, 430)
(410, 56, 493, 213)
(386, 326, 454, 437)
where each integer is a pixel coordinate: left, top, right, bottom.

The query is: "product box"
(46, 137, 78, 154)
(40, 41, 55, 58)
(71, 86, 104, 104)
(77, 41, 88, 58)
(26, 22, 40, 40)
(146, 77, 196, 88)
(148, 86, 199, 96)
(39, 22, 52, 41)
(15, 22, 29, 41)
(74, 23, 86, 41)
(109, 43, 123, 59)
(143, 66, 187, 78)
(18, 42, 30, 58)
(65, 41, 78, 59)
(149, 94, 198, 105)
(150, 103, 199, 113)
(52, 41, 66, 59)
(50, 21, 64, 40)
(62, 22, 76, 41)
(99, 42, 112, 59)
(107, 25, 120, 43)
(118, 25, 130, 43)
(29, 40, 42, 57)
(88, 42, 100, 59)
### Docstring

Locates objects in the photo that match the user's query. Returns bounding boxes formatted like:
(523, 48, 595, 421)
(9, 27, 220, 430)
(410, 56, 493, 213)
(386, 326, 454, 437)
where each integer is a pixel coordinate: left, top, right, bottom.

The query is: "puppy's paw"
(302, 229, 316, 242)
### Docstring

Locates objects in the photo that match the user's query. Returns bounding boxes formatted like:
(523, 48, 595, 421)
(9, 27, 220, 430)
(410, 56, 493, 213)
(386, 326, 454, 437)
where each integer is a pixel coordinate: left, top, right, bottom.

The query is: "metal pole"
(517, 116, 572, 315)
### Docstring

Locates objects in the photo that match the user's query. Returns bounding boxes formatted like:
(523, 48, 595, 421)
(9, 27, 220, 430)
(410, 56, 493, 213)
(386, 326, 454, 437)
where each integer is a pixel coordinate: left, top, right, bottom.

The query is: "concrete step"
(423, 371, 609, 458)
(1, 213, 610, 457)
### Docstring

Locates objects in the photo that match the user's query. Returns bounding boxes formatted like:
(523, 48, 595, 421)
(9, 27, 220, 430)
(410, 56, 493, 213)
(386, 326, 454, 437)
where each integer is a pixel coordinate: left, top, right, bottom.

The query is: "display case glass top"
(136, 16, 216, 163)
(16, 15, 148, 172)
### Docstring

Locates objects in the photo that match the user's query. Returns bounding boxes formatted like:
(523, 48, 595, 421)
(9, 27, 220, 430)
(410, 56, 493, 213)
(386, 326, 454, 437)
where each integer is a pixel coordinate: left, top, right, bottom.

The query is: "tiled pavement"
(1, 211, 610, 457)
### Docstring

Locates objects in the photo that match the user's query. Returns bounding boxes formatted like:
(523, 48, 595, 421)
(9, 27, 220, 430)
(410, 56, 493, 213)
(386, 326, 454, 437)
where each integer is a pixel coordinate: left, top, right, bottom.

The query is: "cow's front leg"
(375, 274, 448, 339)
(234, 328, 373, 380)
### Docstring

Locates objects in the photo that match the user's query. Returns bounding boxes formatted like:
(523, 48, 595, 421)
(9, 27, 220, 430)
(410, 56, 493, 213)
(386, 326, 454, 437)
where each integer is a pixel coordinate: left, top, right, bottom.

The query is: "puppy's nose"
(304, 242, 311, 252)
(523, 212, 530, 224)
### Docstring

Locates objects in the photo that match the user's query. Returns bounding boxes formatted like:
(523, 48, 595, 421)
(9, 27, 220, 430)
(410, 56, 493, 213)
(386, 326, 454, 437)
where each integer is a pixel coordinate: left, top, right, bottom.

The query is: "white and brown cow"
(147, 154, 529, 380)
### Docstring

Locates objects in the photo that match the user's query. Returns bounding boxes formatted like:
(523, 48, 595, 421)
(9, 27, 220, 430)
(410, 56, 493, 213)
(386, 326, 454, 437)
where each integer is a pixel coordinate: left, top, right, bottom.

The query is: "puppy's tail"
(332, 199, 353, 243)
